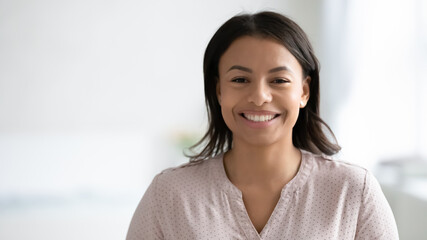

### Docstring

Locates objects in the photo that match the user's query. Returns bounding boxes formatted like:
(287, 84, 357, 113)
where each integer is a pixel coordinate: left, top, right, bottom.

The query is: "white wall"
(320, 0, 427, 169)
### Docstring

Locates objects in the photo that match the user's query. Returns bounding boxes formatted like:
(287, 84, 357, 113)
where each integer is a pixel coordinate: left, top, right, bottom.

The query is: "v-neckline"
(218, 149, 311, 239)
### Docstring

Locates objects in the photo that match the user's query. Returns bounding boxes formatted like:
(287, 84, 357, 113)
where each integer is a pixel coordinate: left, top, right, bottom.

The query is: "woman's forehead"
(218, 36, 302, 75)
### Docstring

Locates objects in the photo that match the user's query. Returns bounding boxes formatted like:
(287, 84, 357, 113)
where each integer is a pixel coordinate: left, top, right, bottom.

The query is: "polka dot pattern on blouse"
(126, 150, 399, 239)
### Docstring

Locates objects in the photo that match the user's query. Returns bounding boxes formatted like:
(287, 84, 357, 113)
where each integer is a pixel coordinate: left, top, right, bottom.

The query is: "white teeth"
(243, 114, 275, 122)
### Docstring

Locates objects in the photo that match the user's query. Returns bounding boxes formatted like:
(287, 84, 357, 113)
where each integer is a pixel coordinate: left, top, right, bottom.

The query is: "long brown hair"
(186, 11, 340, 161)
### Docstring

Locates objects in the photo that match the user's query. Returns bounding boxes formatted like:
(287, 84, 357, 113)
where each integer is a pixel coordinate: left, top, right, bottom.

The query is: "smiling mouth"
(240, 113, 280, 122)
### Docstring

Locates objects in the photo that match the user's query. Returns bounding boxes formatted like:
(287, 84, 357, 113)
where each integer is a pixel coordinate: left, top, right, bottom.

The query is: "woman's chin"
(235, 134, 284, 148)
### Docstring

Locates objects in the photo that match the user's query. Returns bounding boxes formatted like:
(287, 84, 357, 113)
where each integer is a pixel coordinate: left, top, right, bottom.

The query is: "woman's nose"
(247, 81, 272, 106)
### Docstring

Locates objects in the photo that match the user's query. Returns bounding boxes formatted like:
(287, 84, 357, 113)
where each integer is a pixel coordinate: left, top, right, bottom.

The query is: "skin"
(217, 36, 310, 233)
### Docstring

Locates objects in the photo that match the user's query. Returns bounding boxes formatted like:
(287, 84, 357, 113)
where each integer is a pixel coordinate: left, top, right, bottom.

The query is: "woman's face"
(217, 36, 310, 147)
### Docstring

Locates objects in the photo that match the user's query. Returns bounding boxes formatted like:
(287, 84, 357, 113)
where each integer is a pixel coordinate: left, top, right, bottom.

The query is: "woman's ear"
(300, 76, 311, 108)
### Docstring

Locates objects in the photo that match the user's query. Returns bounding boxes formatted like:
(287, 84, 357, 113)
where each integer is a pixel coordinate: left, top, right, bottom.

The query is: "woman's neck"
(223, 140, 301, 186)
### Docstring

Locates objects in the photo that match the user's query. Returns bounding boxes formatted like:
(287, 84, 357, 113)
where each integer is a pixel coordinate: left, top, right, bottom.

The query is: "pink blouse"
(127, 150, 399, 239)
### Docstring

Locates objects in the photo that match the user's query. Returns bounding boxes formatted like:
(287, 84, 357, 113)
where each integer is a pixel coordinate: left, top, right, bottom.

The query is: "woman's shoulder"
(153, 155, 223, 190)
(302, 150, 369, 187)
(305, 150, 368, 173)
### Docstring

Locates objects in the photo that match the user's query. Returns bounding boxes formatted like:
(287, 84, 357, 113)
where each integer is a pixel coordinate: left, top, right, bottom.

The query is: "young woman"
(127, 11, 399, 239)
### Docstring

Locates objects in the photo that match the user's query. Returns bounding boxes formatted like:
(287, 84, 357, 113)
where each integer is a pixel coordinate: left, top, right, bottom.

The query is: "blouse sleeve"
(355, 170, 399, 239)
(126, 174, 163, 240)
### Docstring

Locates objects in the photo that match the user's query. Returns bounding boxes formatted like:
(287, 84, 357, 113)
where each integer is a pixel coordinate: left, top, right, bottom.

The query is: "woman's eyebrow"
(227, 65, 252, 73)
(227, 65, 294, 74)
(268, 66, 293, 74)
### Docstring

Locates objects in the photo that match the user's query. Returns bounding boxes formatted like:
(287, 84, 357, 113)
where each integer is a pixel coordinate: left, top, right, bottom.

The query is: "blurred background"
(1, 0, 426, 239)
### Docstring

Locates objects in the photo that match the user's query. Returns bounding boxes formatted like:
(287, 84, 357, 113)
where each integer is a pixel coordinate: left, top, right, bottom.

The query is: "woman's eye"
(231, 78, 248, 83)
(272, 78, 289, 84)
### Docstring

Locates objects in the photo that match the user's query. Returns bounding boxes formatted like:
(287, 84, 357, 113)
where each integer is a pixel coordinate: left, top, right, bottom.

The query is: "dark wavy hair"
(187, 11, 340, 161)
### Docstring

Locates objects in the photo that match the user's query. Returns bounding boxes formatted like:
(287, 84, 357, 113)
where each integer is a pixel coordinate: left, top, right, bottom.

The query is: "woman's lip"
(239, 110, 281, 115)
